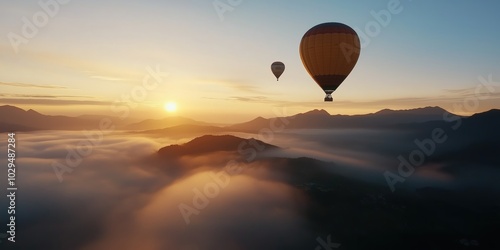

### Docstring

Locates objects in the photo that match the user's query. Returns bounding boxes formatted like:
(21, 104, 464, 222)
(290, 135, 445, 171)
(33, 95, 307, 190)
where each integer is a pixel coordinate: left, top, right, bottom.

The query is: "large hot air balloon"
(271, 61, 285, 81)
(299, 22, 360, 101)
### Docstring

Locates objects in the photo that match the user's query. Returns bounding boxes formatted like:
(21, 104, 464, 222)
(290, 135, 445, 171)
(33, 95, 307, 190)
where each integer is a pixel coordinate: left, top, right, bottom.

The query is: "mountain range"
(0, 105, 127, 132)
(227, 106, 454, 132)
(2, 105, 499, 136)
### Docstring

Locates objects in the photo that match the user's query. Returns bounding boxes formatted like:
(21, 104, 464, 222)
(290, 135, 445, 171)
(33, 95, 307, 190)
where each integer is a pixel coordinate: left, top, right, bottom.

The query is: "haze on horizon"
(1, 0, 500, 123)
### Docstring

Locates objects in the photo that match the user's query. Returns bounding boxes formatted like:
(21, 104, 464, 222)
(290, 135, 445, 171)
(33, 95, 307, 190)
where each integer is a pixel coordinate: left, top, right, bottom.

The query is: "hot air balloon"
(299, 22, 360, 101)
(271, 61, 285, 81)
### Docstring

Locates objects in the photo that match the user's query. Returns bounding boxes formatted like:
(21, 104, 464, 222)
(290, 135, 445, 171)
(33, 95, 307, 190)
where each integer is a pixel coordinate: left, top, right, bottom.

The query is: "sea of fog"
(0, 129, 498, 249)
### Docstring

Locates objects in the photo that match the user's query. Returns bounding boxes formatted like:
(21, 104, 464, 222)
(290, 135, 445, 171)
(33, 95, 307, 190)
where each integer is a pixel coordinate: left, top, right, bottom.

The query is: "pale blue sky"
(1, 0, 499, 122)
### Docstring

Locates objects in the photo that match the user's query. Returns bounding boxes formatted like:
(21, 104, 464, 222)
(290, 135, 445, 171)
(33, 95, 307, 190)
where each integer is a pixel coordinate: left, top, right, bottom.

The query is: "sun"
(164, 101, 177, 113)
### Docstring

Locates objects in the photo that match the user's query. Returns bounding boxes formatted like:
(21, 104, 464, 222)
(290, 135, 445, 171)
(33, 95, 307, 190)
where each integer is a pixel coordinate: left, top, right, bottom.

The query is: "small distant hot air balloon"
(299, 22, 361, 101)
(271, 61, 285, 81)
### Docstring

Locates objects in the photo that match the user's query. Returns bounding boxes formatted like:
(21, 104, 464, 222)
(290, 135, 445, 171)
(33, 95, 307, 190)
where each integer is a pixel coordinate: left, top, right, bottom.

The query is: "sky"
(1, 0, 500, 123)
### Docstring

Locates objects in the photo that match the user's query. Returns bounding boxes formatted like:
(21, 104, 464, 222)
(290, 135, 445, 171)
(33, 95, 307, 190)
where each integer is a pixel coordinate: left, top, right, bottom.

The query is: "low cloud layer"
(1, 127, 498, 249)
(0, 132, 314, 250)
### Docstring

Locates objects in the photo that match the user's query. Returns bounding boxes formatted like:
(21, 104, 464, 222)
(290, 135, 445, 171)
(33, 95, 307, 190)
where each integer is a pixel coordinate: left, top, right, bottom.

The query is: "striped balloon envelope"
(299, 22, 361, 102)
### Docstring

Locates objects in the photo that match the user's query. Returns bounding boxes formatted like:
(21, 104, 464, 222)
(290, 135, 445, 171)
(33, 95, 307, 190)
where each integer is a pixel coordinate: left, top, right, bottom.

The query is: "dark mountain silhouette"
(461, 109, 500, 137)
(0, 105, 131, 132)
(227, 106, 455, 132)
(0, 105, 204, 132)
(416, 109, 500, 167)
(139, 107, 458, 137)
(158, 134, 278, 158)
(224, 116, 269, 132)
(291, 109, 332, 120)
(397, 109, 500, 144)
(374, 106, 446, 116)
(0, 105, 102, 131)
(0, 105, 486, 134)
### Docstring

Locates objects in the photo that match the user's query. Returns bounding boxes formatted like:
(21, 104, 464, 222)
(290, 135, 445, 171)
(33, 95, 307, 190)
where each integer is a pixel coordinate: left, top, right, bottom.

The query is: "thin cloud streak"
(0, 98, 112, 106)
(0, 82, 68, 89)
(0, 94, 92, 99)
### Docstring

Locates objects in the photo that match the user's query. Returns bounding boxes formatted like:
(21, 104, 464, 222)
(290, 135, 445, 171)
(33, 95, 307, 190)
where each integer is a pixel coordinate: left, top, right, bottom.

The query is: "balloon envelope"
(271, 61, 285, 81)
(299, 22, 360, 101)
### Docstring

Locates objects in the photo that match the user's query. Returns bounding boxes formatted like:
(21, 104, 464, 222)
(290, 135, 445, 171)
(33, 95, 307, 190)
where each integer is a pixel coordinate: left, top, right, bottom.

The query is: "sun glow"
(164, 102, 177, 113)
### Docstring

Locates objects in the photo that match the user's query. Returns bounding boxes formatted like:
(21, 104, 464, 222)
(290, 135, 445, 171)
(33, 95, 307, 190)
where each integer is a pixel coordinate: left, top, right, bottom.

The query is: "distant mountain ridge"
(227, 106, 456, 132)
(3, 105, 498, 133)
(0, 105, 207, 132)
(0, 105, 98, 131)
